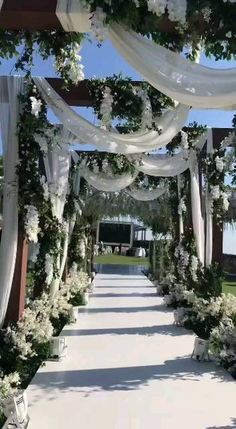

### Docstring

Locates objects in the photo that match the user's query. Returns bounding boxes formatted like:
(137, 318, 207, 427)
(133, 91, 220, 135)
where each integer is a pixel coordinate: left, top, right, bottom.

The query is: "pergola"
(0, 3, 233, 322)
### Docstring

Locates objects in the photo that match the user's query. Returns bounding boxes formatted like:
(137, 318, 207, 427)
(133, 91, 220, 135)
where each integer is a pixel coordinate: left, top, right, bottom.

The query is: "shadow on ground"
(64, 324, 187, 337)
(29, 356, 233, 403)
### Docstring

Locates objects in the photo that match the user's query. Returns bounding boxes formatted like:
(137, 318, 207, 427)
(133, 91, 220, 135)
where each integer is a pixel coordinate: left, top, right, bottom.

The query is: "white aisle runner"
(27, 271, 236, 429)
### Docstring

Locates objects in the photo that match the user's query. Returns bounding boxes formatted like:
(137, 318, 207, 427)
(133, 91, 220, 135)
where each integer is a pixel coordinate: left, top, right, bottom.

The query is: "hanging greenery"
(87, 74, 174, 130)
(0, 2, 235, 88)
(17, 79, 65, 298)
(77, 151, 137, 175)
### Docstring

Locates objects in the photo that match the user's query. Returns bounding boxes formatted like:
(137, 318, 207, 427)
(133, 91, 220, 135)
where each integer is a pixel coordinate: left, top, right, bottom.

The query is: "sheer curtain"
(132, 132, 207, 177)
(190, 153, 205, 264)
(56, 0, 91, 32)
(126, 185, 167, 201)
(33, 77, 189, 154)
(0, 76, 24, 327)
(108, 24, 236, 110)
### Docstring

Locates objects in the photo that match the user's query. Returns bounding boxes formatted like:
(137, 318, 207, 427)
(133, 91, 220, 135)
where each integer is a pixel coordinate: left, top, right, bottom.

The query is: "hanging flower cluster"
(177, 197, 187, 215)
(0, 372, 20, 416)
(55, 42, 85, 86)
(100, 86, 114, 127)
(25, 205, 40, 243)
(78, 152, 136, 176)
(205, 139, 234, 222)
(87, 74, 174, 132)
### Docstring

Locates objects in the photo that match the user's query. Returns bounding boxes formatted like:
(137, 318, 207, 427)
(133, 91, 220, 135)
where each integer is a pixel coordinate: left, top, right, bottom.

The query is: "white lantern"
(69, 306, 79, 323)
(49, 337, 67, 360)
(2, 391, 29, 428)
(173, 307, 186, 326)
(191, 337, 209, 361)
(82, 291, 89, 305)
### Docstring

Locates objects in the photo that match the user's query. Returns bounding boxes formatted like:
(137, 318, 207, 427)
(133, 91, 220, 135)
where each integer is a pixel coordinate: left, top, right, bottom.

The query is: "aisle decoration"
(33, 76, 190, 154)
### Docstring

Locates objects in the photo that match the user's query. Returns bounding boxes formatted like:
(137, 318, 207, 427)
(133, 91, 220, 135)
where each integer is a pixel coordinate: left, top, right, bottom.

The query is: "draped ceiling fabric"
(190, 154, 205, 264)
(56, 0, 91, 32)
(55, 2, 236, 110)
(132, 131, 208, 177)
(40, 129, 71, 222)
(72, 152, 138, 192)
(205, 129, 214, 267)
(108, 24, 236, 110)
(33, 77, 190, 154)
(0, 76, 24, 328)
(126, 185, 167, 201)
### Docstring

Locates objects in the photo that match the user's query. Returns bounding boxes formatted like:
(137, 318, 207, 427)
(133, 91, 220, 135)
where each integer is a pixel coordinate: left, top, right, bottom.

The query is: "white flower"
(45, 253, 54, 285)
(0, 372, 20, 402)
(222, 192, 230, 212)
(190, 255, 198, 282)
(178, 198, 187, 215)
(40, 175, 49, 201)
(100, 86, 113, 126)
(180, 130, 189, 149)
(147, 0, 167, 16)
(226, 31, 232, 38)
(211, 185, 221, 200)
(25, 205, 40, 243)
(202, 7, 211, 22)
(30, 96, 42, 118)
(215, 156, 224, 173)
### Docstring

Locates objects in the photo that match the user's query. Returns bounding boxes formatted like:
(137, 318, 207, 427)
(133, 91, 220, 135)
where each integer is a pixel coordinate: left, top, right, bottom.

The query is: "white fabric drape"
(59, 170, 81, 282)
(190, 153, 205, 264)
(80, 167, 137, 192)
(205, 129, 213, 267)
(42, 134, 71, 222)
(0, 76, 24, 327)
(133, 132, 207, 177)
(56, 0, 91, 32)
(72, 153, 137, 192)
(177, 176, 184, 238)
(33, 77, 189, 154)
(126, 185, 167, 201)
(108, 24, 236, 110)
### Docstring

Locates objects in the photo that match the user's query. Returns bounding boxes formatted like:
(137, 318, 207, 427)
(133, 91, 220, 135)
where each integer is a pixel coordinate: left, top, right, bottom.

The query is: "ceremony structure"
(0, 1, 236, 428)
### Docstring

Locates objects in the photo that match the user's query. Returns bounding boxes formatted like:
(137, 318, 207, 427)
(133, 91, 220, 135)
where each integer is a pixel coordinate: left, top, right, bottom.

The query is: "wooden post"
(5, 230, 28, 324)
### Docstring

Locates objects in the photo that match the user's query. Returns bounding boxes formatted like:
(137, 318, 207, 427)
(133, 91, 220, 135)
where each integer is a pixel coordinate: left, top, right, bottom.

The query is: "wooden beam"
(4, 230, 28, 324)
(0, 0, 177, 32)
(0, 0, 61, 30)
(45, 78, 142, 106)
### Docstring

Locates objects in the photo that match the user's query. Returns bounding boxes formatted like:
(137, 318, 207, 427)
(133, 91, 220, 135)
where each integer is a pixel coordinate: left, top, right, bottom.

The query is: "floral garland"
(77, 152, 136, 176)
(0, 270, 90, 423)
(0, 2, 235, 88)
(87, 74, 174, 131)
(204, 135, 235, 222)
(17, 79, 65, 298)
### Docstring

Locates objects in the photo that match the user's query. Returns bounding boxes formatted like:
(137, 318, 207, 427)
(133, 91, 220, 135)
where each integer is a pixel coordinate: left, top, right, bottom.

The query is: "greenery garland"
(0, 2, 235, 89)
(77, 151, 136, 175)
(87, 74, 174, 130)
(17, 79, 64, 298)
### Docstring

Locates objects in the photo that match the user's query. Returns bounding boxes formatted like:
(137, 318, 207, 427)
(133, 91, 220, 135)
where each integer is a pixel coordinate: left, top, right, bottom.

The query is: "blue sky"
(1, 37, 235, 252)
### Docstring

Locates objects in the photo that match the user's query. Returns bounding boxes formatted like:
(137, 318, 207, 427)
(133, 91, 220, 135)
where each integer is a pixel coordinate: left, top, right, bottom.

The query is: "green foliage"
(196, 264, 223, 299)
(77, 151, 136, 175)
(87, 74, 174, 130)
(17, 79, 64, 297)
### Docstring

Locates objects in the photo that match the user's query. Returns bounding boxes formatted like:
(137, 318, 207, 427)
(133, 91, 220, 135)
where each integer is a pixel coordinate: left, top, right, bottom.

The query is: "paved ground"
(27, 268, 236, 429)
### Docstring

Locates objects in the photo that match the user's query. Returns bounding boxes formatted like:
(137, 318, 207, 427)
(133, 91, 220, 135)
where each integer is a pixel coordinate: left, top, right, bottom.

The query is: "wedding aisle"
(27, 267, 236, 429)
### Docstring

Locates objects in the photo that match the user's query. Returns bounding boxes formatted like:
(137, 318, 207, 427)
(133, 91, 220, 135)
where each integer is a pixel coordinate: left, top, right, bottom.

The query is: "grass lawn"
(222, 281, 236, 296)
(94, 254, 149, 266)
